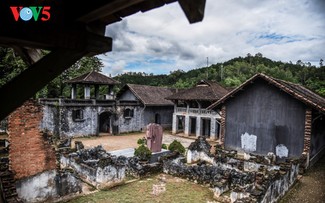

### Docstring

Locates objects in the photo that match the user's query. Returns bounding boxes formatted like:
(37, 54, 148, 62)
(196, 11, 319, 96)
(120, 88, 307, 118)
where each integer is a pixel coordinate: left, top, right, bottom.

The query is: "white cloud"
(100, 0, 325, 75)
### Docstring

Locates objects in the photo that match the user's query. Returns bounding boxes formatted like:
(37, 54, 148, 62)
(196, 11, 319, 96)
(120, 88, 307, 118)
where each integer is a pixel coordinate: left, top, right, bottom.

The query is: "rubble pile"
(163, 136, 300, 203)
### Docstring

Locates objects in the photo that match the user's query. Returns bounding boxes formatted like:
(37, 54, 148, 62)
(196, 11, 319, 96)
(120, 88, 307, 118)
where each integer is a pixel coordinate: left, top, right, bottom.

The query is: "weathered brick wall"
(303, 108, 312, 153)
(8, 100, 56, 179)
(220, 106, 226, 146)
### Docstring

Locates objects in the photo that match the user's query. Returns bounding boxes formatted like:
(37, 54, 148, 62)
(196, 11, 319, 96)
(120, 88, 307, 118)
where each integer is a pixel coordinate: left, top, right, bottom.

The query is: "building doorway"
(190, 117, 196, 136)
(99, 112, 111, 133)
(155, 113, 161, 124)
(202, 118, 211, 138)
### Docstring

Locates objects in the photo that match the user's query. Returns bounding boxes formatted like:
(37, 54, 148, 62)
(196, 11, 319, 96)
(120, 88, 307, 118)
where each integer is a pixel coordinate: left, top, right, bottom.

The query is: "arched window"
(124, 108, 134, 118)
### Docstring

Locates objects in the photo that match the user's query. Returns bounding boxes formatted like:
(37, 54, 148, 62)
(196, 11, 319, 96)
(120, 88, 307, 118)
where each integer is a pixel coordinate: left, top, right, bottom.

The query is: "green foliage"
(0, 47, 27, 87)
(134, 145, 152, 161)
(168, 140, 185, 154)
(137, 137, 146, 145)
(162, 143, 168, 150)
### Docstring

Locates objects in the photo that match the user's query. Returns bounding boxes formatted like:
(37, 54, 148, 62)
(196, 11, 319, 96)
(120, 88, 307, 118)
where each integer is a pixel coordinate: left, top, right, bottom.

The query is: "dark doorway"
(99, 112, 111, 133)
(202, 118, 211, 138)
(190, 117, 196, 135)
(155, 113, 161, 124)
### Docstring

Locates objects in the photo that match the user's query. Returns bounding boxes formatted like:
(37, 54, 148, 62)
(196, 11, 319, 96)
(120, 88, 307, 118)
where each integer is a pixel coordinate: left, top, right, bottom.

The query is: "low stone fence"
(60, 146, 127, 189)
(162, 136, 300, 203)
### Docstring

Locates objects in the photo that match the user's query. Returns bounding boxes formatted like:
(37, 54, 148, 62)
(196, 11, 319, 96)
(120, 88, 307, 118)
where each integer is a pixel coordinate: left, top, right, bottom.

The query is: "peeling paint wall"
(224, 79, 306, 158)
(15, 170, 81, 203)
(241, 132, 257, 152)
(41, 105, 115, 137)
(117, 105, 142, 133)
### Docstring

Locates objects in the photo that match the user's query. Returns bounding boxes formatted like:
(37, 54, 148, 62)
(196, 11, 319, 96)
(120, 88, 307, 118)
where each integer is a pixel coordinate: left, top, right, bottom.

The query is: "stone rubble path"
(279, 155, 325, 203)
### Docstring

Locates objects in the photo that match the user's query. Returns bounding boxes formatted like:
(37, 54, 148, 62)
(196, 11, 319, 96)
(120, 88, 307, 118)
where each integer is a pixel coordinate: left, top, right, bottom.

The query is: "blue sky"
(99, 0, 325, 76)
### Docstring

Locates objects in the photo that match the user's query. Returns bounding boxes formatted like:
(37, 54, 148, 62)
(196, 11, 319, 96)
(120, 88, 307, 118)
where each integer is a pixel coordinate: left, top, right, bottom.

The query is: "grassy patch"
(62, 174, 214, 203)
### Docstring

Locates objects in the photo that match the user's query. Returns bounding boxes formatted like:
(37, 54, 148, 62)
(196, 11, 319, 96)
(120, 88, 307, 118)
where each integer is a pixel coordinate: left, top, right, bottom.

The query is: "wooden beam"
(78, 0, 146, 23)
(0, 27, 112, 54)
(178, 0, 206, 23)
(0, 49, 86, 120)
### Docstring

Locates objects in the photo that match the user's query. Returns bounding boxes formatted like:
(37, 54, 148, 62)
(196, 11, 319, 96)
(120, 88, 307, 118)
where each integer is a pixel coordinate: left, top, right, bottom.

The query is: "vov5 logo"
(10, 6, 51, 21)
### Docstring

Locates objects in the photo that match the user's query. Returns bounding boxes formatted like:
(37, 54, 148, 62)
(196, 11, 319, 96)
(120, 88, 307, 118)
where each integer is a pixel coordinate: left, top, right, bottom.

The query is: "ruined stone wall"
(60, 106, 98, 137)
(117, 105, 143, 133)
(8, 100, 56, 179)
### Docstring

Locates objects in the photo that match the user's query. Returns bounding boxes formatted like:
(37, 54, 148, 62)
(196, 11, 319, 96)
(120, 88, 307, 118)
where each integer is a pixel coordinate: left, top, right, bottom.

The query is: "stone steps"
(0, 135, 22, 203)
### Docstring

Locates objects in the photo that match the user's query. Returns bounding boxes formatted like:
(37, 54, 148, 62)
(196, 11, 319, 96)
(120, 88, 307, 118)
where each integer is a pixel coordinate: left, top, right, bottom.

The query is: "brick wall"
(303, 108, 312, 153)
(8, 100, 56, 179)
(220, 105, 226, 147)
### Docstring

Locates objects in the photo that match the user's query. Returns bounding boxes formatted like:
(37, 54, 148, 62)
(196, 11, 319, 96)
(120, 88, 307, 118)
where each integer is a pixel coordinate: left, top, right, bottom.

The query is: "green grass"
(62, 174, 214, 203)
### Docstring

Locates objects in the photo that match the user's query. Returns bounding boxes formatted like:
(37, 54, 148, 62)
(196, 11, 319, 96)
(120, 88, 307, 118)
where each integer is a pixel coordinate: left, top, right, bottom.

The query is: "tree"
(320, 59, 323, 67)
(0, 47, 27, 87)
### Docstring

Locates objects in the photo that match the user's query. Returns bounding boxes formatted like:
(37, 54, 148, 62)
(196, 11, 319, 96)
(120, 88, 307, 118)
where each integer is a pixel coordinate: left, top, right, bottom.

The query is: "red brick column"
(8, 100, 56, 179)
(220, 105, 226, 147)
(303, 108, 312, 154)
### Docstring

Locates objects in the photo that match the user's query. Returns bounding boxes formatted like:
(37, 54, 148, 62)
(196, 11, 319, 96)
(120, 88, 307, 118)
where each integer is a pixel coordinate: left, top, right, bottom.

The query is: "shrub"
(168, 140, 185, 154)
(137, 137, 146, 145)
(161, 143, 168, 150)
(134, 144, 152, 161)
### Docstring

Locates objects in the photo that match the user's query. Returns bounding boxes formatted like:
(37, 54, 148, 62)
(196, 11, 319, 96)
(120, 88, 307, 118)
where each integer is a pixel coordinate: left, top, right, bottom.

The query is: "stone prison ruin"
(0, 100, 309, 203)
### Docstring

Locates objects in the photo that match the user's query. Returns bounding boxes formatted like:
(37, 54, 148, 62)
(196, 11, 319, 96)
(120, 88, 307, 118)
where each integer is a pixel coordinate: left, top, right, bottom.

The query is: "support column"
(184, 115, 190, 136)
(172, 114, 177, 134)
(303, 108, 312, 153)
(210, 117, 216, 140)
(71, 84, 77, 99)
(196, 116, 201, 137)
(84, 85, 91, 99)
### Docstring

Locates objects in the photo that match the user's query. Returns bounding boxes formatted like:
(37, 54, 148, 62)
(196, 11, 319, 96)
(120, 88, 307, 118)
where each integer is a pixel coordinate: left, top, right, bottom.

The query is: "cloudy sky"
(100, 0, 325, 76)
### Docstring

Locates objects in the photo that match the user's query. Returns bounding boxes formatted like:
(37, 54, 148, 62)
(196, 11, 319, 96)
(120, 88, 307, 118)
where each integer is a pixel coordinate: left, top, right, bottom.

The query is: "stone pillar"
(210, 118, 216, 140)
(186, 103, 189, 113)
(220, 106, 226, 147)
(196, 116, 201, 137)
(84, 85, 91, 99)
(94, 85, 99, 99)
(172, 114, 177, 134)
(184, 115, 190, 136)
(71, 84, 77, 99)
(303, 108, 312, 153)
(146, 123, 163, 152)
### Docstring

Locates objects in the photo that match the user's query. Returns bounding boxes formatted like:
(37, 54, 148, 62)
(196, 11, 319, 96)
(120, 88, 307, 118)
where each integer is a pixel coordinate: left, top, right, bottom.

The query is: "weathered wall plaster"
(241, 132, 257, 152)
(276, 144, 289, 158)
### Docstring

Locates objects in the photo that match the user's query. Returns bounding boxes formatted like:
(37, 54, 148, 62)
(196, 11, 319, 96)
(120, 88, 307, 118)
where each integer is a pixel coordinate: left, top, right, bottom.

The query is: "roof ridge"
(83, 71, 94, 81)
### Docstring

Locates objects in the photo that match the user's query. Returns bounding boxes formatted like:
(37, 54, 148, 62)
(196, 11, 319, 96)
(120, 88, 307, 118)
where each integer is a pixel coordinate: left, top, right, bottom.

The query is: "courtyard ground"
(73, 132, 211, 152)
(71, 133, 325, 203)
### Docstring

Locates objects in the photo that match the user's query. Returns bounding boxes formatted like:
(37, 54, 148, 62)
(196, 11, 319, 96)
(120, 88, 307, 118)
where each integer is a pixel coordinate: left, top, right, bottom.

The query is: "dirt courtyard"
(73, 132, 201, 152)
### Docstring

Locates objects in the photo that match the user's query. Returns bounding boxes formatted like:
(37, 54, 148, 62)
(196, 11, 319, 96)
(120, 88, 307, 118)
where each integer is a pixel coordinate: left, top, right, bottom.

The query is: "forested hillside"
(1, 48, 324, 97)
(115, 54, 325, 96)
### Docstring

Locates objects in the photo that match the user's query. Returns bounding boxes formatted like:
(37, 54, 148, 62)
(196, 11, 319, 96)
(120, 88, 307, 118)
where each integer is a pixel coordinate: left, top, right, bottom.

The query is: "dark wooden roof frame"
(207, 73, 325, 113)
(0, 0, 206, 120)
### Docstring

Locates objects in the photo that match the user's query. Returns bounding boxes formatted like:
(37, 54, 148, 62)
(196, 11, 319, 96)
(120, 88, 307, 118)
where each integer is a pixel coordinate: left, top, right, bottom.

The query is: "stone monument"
(146, 123, 163, 152)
